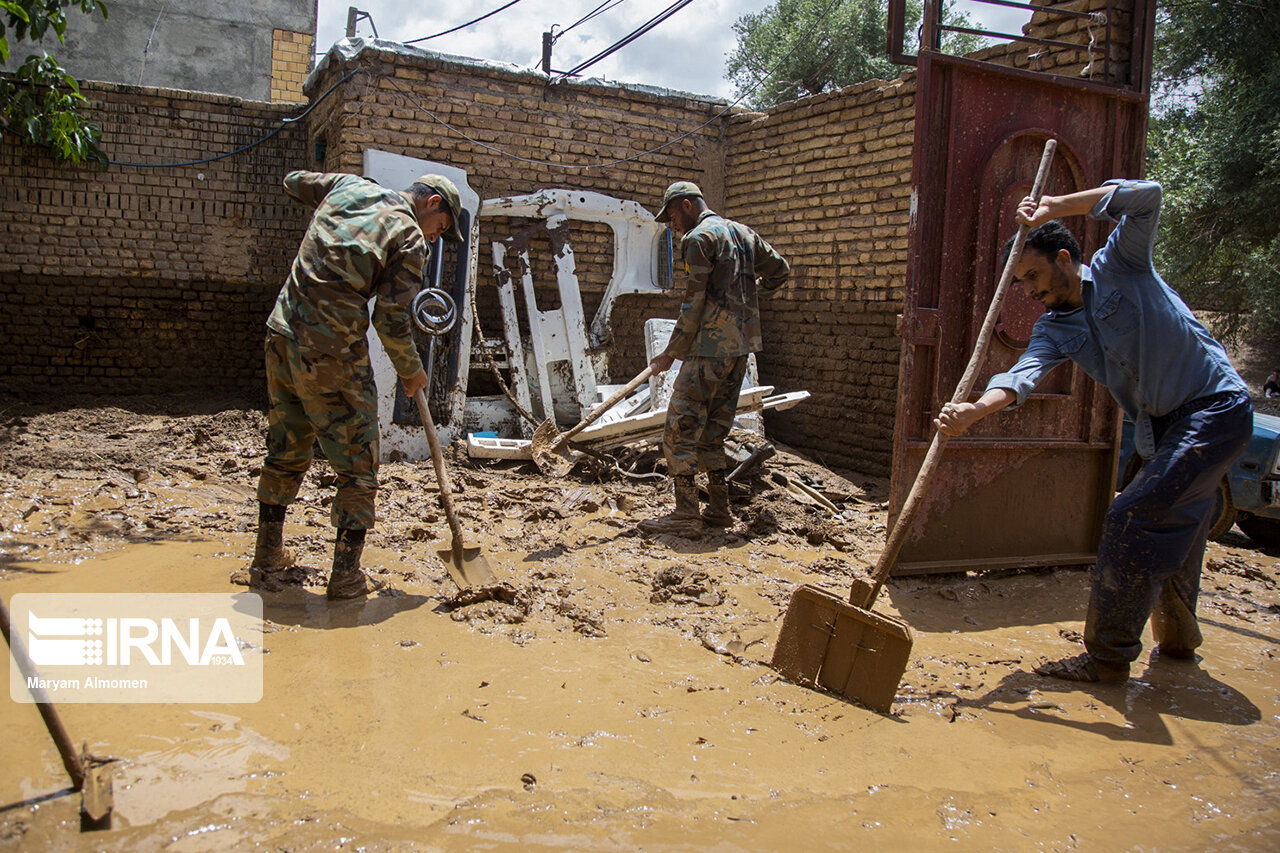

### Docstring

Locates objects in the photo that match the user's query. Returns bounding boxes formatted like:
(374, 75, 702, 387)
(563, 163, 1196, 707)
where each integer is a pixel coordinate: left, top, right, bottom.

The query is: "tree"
(0, 0, 108, 167)
(1146, 1, 1280, 341)
(725, 0, 983, 109)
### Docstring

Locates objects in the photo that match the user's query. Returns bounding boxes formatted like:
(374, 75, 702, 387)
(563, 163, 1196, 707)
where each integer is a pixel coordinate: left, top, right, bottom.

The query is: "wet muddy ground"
(2, 397, 1278, 851)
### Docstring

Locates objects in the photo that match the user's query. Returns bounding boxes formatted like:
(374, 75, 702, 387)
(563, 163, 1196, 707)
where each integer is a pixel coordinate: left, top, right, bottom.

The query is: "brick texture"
(271, 29, 314, 104)
(0, 83, 309, 400)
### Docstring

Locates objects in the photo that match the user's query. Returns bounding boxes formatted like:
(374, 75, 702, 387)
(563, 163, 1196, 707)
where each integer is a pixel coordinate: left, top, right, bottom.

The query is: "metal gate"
(888, 1, 1155, 574)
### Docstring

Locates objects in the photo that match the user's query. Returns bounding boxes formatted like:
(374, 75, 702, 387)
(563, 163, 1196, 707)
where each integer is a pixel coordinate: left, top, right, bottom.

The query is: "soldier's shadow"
(238, 586, 437, 630)
(958, 658, 1260, 745)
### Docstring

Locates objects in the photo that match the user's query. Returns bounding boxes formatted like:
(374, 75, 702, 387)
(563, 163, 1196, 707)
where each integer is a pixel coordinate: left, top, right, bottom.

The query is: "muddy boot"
(639, 475, 702, 535)
(326, 528, 384, 600)
(245, 502, 295, 589)
(1033, 652, 1129, 684)
(701, 470, 732, 528)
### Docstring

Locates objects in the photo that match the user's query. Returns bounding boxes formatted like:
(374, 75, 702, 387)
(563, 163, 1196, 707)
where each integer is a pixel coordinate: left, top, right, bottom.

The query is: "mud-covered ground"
(1, 396, 1278, 851)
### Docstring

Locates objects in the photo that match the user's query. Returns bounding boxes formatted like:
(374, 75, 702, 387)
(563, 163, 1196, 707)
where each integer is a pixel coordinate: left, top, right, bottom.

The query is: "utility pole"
(346, 7, 378, 39)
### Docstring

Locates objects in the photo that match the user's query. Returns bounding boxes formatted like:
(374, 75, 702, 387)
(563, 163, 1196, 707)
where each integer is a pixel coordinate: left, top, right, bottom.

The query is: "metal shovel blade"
(530, 418, 578, 477)
(436, 540, 497, 590)
(771, 584, 913, 713)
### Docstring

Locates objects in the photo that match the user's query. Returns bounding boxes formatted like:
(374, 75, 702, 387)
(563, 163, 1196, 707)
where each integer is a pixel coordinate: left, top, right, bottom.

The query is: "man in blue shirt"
(935, 180, 1253, 684)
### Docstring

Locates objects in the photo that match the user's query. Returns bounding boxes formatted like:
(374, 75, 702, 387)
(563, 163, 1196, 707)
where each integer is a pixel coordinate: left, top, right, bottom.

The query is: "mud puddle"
(2, 399, 1279, 850)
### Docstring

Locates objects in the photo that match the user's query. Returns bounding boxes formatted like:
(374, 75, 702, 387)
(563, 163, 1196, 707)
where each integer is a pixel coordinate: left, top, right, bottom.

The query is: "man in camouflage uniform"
(641, 181, 790, 534)
(248, 170, 463, 599)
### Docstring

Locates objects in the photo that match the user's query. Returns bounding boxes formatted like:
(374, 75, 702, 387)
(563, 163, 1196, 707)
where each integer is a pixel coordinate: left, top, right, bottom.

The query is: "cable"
(109, 68, 365, 168)
(558, 0, 694, 80)
(558, 0, 629, 41)
(405, 0, 527, 45)
(380, 0, 845, 171)
(137, 2, 169, 86)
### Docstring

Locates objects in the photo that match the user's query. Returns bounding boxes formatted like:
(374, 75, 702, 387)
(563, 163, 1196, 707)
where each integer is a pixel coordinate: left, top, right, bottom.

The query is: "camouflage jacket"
(267, 171, 426, 378)
(665, 210, 790, 359)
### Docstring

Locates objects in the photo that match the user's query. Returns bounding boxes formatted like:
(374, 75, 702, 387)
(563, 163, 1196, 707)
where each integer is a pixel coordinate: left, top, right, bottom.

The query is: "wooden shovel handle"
(414, 389, 465, 550)
(857, 138, 1058, 607)
(0, 596, 86, 790)
(551, 364, 656, 450)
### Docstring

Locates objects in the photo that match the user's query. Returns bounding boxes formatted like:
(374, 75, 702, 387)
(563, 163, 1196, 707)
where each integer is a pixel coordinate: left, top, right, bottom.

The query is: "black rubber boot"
(639, 475, 702, 535)
(326, 528, 383, 600)
(249, 503, 294, 588)
(702, 470, 732, 528)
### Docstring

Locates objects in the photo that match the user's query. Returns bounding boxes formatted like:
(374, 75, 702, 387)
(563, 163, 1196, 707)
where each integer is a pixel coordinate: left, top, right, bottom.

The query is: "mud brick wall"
(0, 82, 309, 398)
(721, 76, 917, 476)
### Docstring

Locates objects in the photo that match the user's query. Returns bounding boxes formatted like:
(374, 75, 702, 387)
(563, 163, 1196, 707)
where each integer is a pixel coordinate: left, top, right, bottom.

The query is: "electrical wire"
(109, 68, 365, 168)
(557, 0, 693, 80)
(404, 0, 527, 45)
(558, 0, 629, 41)
(381, 0, 846, 171)
(137, 2, 169, 86)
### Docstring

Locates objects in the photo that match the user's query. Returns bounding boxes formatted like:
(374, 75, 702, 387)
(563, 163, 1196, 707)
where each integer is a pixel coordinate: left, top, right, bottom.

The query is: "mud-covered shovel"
(531, 365, 655, 477)
(413, 388, 497, 589)
(770, 138, 1059, 713)
(0, 596, 116, 831)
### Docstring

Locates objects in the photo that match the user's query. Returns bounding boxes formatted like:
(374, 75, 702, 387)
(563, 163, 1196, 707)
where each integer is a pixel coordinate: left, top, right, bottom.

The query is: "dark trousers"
(1085, 391, 1253, 664)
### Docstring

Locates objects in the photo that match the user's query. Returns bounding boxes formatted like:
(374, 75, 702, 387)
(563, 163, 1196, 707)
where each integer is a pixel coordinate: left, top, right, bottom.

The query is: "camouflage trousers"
(256, 330, 380, 530)
(662, 355, 748, 477)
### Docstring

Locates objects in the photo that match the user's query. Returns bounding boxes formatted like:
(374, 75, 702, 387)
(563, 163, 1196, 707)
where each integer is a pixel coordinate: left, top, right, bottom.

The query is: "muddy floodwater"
(2, 399, 1278, 851)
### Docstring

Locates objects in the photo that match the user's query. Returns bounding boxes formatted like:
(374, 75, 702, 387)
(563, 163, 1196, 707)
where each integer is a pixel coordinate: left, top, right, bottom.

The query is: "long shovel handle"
(413, 389, 465, 557)
(857, 138, 1058, 607)
(0, 596, 86, 790)
(550, 364, 656, 451)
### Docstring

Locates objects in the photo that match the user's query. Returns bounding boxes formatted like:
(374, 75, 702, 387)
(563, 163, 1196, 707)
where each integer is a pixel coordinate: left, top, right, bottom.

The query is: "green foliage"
(0, 0, 108, 167)
(1147, 1, 1280, 341)
(725, 0, 984, 109)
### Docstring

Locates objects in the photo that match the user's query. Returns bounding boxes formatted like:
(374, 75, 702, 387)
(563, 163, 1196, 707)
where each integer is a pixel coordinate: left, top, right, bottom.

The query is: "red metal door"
(890, 52, 1148, 574)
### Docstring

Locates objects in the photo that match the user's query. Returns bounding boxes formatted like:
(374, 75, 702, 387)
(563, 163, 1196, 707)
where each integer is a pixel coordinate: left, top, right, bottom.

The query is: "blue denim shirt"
(986, 180, 1245, 458)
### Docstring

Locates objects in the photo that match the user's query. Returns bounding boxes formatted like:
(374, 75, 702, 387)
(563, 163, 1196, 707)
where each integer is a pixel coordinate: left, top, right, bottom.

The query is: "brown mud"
(1, 398, 1278, 851)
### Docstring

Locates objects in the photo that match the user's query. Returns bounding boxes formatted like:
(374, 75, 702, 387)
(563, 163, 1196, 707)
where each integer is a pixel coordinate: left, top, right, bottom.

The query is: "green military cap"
(655, 180, 703, 223)
(413, 174, 465, 243)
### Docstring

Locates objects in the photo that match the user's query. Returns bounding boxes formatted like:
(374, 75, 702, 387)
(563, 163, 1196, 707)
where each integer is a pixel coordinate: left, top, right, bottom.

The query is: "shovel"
(413, 388, 497, 589)
(531, 365, 656, 477)
(0, 596, 115, 831)
(771, 138, 1059, 713)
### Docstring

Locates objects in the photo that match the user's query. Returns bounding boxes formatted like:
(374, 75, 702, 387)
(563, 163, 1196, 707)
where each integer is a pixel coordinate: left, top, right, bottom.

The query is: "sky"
(313, 0, 1032, 100)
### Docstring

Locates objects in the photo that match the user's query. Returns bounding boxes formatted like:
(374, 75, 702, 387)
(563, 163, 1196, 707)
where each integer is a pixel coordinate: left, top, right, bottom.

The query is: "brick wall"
(0, 83, 309, 398)
(271, 29, 315, 104)
(722, 76, 917, 475)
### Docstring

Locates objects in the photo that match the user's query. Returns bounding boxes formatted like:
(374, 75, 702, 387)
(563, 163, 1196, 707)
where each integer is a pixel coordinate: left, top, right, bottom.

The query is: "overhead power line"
(558, 0, 694, 80)
(405, 0, 528, 45)
(559, 0, 629, 41)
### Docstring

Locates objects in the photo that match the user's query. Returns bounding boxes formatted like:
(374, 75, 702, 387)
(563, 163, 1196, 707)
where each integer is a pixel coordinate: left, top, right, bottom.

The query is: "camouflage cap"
(413, 174, 465, 243)
(655, 180, 703, 223)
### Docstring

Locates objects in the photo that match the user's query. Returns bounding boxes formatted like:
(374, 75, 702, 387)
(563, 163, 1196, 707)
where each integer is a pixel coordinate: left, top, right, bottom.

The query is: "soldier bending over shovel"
(246, 170, 463, 599)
